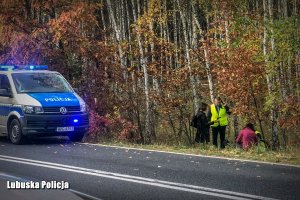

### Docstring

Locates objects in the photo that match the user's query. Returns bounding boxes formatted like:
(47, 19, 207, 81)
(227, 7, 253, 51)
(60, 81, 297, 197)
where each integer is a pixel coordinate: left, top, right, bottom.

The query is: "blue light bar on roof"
(25, 65, 48, 70)
(0, 65, 48, 71)
(0, 65, 16, 71)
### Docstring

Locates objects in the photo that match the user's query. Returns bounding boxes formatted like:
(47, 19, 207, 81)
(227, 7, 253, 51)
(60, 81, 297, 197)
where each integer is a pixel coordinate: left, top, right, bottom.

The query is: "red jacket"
(236, 127, 257, 150)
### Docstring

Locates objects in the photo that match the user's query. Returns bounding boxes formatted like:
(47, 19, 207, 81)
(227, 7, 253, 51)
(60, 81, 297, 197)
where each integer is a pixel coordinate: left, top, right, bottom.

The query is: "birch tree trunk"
(203, 43, 214, 103)
(263, 0, 280, 149)
(149, 20, 159, 94)
(268, 0, 280, 149)
(173, 1, 179, 69)
(224, 10, 230, 48)
(106, 0, 126, 79)
(131, 0, 152, 144)
(263, 0, 271, 92)
(192, 3, 214, 102)
(177, 0, 199, 111)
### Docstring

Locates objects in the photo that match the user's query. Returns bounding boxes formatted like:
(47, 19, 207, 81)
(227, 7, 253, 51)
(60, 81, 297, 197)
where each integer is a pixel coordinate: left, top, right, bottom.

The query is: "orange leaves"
(210, 43, 267, 118)
(278, 95, 300, 130)
(48, 2, 98, 46)
(0, 0, 102, 65)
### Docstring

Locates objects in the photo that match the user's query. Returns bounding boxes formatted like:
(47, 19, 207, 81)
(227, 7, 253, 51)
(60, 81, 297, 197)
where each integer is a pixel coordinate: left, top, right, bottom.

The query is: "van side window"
(0, 74, 11, 96)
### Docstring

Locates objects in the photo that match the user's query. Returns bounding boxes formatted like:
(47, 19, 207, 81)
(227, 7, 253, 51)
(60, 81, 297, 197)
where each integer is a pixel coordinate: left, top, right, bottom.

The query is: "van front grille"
(43, 106, 80, 114)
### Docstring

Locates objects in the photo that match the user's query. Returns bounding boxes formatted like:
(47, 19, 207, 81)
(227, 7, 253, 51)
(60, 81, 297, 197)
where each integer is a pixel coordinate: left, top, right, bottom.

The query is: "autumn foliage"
(0, 0, 299, 147)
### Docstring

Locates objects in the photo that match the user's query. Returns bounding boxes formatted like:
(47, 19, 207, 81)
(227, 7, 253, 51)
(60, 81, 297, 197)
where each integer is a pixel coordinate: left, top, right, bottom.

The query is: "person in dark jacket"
(193, 102, 215, 144)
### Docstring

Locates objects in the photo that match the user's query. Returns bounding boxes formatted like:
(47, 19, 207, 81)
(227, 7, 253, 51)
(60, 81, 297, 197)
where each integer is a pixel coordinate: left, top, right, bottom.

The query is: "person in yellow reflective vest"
(207, 97, 231, 149)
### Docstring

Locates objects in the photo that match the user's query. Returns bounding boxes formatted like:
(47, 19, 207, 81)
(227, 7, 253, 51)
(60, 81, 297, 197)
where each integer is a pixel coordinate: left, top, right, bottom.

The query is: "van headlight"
(22, 106, 44, 114)
(80, 104, 88, 113)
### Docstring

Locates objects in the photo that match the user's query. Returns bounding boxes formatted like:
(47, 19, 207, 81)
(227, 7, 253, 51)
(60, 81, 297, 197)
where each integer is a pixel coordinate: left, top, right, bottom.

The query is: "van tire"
(9, 119, 24, 144)
(69, 132, 85, 142)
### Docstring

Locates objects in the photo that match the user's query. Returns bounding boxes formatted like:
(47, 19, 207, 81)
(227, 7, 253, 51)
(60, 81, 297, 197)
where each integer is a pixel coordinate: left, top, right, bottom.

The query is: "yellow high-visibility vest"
(210, 104, 228, 127)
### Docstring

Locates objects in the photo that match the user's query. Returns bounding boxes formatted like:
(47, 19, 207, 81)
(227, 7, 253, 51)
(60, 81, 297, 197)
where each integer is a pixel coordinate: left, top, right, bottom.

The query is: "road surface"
(0, 137, 299, 200)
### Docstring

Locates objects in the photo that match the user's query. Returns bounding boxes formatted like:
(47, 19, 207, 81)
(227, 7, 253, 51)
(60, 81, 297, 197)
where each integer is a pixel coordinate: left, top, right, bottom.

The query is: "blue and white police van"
(0, 65, 89, 144)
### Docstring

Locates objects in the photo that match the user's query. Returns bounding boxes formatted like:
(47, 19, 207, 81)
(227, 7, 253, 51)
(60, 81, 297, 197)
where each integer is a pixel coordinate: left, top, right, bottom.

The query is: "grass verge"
(87, 140, 300, 166)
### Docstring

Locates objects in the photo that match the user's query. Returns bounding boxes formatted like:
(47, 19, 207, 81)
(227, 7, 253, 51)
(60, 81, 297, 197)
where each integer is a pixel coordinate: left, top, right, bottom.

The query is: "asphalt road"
(0, 137, 299, 200)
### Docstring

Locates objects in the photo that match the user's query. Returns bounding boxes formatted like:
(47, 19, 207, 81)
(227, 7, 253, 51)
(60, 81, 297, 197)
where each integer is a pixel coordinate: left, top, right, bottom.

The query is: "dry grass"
(96, 141, 300, 166)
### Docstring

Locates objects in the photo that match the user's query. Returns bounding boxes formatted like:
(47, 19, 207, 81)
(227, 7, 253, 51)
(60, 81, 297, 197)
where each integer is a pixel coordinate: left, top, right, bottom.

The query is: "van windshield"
(12, 73, 73, 93)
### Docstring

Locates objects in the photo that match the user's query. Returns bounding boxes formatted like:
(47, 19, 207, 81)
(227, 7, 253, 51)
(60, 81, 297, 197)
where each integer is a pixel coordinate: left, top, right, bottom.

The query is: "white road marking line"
(79, 143, 300, 168)
(0, 173, 28, 182)
(0, 155, 277, 200)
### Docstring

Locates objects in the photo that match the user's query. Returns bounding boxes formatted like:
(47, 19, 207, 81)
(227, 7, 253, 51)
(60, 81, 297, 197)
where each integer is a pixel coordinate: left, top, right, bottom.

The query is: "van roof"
(0, 65, 48, 71)
(0, 65, 58, 74)
(0, 70, 58, 75)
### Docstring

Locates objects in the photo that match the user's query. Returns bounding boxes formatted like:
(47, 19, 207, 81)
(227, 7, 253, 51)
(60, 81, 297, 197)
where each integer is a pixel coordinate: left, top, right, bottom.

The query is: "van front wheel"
(9, 119, 24, 144)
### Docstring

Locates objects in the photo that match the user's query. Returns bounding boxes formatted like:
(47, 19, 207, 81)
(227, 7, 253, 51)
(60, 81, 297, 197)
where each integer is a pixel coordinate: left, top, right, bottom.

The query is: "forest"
(0, 0, 299, 149)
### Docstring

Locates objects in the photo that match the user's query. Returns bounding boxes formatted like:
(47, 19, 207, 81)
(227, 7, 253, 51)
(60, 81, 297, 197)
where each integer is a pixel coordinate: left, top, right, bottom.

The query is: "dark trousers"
(212, 126, 226, 148)
(195, 129, 210, 143)
(195, 130, 200, 143)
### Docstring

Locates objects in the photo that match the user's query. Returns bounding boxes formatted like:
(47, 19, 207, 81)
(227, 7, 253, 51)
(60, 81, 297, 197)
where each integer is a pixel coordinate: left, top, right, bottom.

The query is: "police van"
(0, 65, 89, 144)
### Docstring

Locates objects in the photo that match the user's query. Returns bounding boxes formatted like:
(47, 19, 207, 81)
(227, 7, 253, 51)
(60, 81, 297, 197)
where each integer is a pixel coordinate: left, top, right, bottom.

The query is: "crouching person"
(236, 123, 258, 150)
